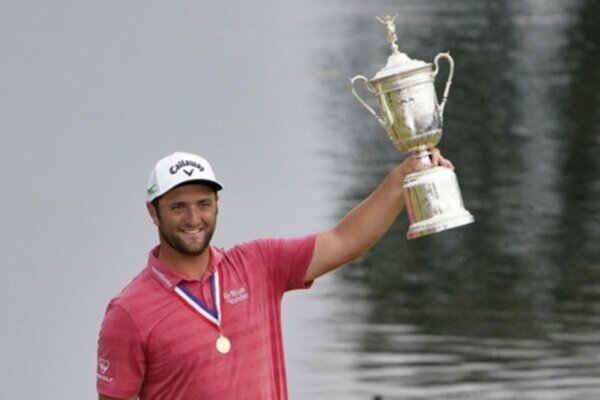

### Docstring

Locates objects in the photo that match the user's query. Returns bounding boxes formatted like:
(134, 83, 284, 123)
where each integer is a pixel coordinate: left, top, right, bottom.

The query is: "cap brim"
(170, 179, 223, 194)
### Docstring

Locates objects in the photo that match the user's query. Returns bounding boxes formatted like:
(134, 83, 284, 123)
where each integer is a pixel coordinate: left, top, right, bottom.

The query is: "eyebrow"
(168, 197, 215, 207)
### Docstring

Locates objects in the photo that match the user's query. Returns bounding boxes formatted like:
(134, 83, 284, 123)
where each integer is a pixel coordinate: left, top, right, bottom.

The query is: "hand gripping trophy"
(351, 15, 474, 239)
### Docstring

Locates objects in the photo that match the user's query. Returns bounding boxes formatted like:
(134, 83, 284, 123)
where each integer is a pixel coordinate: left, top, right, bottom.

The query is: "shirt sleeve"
(257, 234, 317, 292)
(97, 302, 145, 398)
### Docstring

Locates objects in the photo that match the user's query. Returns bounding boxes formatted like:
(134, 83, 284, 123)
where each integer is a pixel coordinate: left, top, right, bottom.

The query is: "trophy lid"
(372, 15, 429, 81)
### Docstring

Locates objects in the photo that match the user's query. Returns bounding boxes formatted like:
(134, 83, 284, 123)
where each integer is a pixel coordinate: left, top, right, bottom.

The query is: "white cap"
(146, 152, 223, 202)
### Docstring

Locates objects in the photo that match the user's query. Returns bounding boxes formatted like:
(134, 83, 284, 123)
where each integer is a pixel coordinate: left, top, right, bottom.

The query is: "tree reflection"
(320, 0, 600, 357)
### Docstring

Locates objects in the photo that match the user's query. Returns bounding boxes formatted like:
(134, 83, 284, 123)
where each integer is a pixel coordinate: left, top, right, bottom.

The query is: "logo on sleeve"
(97, 358, 114, 383)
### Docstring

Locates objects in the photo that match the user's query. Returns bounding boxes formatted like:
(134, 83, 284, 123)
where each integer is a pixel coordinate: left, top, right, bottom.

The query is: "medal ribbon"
(173, 269, 221, 328)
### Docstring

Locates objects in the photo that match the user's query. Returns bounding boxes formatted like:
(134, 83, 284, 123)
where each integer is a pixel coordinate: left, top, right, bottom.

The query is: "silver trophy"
(350, 15, 474, 239)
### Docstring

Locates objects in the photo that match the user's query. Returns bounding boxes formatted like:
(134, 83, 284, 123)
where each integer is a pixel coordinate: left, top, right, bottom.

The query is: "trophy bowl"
(350, 15, 474, 239)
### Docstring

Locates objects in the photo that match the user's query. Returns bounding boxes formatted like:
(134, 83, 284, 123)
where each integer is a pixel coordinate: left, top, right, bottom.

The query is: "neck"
(157, 245, 211, 280)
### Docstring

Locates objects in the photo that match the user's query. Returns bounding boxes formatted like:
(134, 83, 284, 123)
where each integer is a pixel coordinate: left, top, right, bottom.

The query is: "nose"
(184, 205, 203, 226)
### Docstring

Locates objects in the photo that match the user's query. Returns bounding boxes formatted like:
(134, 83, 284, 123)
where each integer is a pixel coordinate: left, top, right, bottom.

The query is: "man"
(97, 150, 453, 400)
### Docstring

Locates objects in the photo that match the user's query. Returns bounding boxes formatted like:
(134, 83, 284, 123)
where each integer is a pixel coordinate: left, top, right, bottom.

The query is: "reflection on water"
(314, 0, 600, 398)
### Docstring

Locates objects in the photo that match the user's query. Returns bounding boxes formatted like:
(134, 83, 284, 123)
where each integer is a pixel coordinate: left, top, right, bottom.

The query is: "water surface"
(298, 0, 600, 398)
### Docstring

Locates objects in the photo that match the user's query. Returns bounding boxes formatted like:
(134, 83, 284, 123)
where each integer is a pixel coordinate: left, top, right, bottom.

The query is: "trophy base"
(406, 209, 475, 239)
(404, 166, 474, 239)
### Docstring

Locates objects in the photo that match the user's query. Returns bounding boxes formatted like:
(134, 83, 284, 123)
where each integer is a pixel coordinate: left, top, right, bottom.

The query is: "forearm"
(304, 149, 451, 282)
(305, 165, 408, 282)
(333, 166, 406, 260)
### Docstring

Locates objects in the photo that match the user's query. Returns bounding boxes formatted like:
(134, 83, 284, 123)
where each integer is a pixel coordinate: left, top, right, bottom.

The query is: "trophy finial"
(376, 14, 399, 53)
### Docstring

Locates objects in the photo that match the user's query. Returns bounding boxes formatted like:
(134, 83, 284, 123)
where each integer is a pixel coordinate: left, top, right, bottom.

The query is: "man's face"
(149, 184, 218, 257)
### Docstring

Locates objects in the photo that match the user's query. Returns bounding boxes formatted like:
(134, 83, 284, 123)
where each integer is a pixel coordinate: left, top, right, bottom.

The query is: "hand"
(396, 147, 454, 180)
(430, 147, 455, 170)
(396, 147, 454, 182)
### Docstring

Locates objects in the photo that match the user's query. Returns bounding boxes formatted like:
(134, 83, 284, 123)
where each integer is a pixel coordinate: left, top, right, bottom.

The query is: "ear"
(146, 201, 160, 226)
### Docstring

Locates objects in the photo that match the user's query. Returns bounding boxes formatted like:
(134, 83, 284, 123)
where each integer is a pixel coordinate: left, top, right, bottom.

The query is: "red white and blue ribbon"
(173, 269, 221, 328)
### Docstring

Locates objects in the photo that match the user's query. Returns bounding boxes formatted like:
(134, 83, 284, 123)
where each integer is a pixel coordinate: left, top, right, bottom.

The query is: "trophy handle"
(350, 75, 387, 129)
(432, 52, 454, 119)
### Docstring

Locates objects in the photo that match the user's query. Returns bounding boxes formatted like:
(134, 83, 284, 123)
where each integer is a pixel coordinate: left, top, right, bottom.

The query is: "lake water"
(1, 0, 598, 399)
(286, 0, 600, 399)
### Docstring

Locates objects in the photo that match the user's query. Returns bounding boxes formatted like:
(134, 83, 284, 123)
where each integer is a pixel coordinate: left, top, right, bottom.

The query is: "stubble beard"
(158, 223, 215, 257)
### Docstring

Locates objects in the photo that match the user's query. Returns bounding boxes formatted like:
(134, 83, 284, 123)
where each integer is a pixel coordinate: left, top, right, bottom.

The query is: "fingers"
(398, 148, 455, 180)
(429, 148, 455, 170)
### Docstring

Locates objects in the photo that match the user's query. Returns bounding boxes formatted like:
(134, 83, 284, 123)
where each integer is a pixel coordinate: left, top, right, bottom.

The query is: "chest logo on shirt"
(223, 287, 249, 305)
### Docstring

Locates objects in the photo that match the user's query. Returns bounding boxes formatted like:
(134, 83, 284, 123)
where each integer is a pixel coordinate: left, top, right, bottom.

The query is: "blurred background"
(0, 0, 598, 399)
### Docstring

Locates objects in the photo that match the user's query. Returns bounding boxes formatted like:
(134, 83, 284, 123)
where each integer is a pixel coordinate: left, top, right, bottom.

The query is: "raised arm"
(304, 149, 453, 282)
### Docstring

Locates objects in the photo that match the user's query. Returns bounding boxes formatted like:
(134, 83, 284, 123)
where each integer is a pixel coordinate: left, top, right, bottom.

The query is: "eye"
(170, 203, 184, 212)
(198, 200, 213, 208)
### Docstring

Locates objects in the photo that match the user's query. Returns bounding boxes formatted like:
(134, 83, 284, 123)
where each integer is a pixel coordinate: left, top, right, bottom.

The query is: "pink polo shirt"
(97, 235, 316, 400)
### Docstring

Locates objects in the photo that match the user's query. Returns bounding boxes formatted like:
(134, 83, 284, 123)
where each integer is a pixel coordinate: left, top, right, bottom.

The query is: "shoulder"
(217, 239, 269, 261)
(225, 235, 317, 256)
(102, 268, 170, 329)
(220, 235, 317, 271)
(108, 269, 154, 307)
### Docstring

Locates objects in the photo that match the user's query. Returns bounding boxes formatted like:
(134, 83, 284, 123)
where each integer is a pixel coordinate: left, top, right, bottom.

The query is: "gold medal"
(172, 269, 231, 354)
(216, 334, 231, 354)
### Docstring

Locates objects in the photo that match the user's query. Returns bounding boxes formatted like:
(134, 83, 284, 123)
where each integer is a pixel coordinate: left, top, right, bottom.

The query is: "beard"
(158, 223, 216, 257)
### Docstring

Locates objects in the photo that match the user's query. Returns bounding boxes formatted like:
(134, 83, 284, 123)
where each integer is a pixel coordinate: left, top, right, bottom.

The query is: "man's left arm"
(304, 148, 453, 282)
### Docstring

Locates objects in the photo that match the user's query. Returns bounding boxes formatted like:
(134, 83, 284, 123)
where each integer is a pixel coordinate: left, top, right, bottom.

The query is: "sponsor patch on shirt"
(223, 287, 249, 305)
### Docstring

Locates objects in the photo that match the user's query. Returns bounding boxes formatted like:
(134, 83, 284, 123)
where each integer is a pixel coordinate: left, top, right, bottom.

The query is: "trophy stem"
(413, 146, 433, 168)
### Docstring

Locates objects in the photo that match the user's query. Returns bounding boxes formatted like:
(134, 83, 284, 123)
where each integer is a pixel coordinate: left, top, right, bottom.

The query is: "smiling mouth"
(181, 228, 204, 237)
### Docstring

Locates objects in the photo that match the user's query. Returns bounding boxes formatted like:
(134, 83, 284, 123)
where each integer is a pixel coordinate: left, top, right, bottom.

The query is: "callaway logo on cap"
(147, 152, 223, 201)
